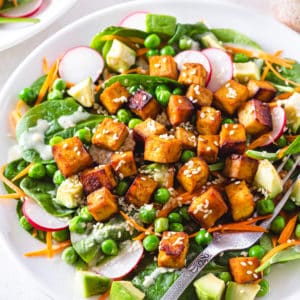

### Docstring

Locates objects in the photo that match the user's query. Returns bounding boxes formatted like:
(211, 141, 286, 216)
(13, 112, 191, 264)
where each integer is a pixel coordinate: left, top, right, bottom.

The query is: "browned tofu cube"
(247, 79, 276, 102)
(99, 81, 130, 114)
(188, 187, 228, 228)
(87, 187, 118, 221)
(178, 63, 207, 86)
(197, 135, 219, 163)
(186, 84, 213, 107)
(219, 124, 246, 156)
(225, 180, 255, 221)
(52, 136, 93, 178)
(214, 80, 249, 115)
(223, 154, 258, 183)
(126, 175, 158, 207)
(144, 135, 182, 163)
(129, 89, 160, 120)
(149, 55, 178, 80)
(196, 106, 222, 135)
(92, 118, 129, 151)
(238, 99, 272, 136)
(167, 95, 194, 126)
(80, 164, 117, 194)
(229, 257, 261, 283)
(177, 157, 209, 193)
(175, 127, 197, 149)
(158, 231, 189, 269)
(110, 151, 137, 178)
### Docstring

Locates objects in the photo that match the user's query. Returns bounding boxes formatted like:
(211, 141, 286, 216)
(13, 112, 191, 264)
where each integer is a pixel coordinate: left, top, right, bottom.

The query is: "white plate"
(0, 0, 300, 299)
(0, 0, 78, 51)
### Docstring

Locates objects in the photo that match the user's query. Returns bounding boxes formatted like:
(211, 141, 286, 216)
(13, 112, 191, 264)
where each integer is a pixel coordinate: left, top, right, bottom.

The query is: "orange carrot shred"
(32, 229, 37, 238)
(46, 231, 53, 258)
(133, 232, 146, 241)
(98, 289, 110, 300)
(24, 240, 71, 257)
(12, 162, 35, 182)
(271, 236, 278, 248)
(247, 131, 274, 150)
(120, 211, 149, 232)
(136, 47, 149, 56)
(278, 215, 298, 244)
(42, 57, 49, 74)
(261, 50, 282, 80)
(0, 193, 21, 199)
(208, 224, 267, 233)
(0, 165, 25, 197)
(277, 145, 289, 159)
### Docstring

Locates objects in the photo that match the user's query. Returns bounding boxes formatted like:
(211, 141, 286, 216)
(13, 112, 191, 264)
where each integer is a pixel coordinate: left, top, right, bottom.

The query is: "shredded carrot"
(133, 232, 146, 241)
(16, 100, 29, 117)
(120, 211, 149, 232)
(98, 289, 110, 300)
(122, 67, 148, 75)
(42, 57, 49, 74)
(12, 0, 18, 6)
(0, 193, 21, 199)
(136, 47, 149, 56)
(261, 50, 282, 80)
(46, 231, 53, 258)
(12, 162, 34, 182)
(295, 86, 300, 92)
(274, 92, 293, 101)
(242, 214, 272, 225)
(208, 224, 267, 233)
(24, 240, 71, 257)
(278, 215, 298, 244)
(271, 235, 278, 248)
(285, 135, 298, 143)
(0, 165, 25, 197)
(277, 145, 289, 159)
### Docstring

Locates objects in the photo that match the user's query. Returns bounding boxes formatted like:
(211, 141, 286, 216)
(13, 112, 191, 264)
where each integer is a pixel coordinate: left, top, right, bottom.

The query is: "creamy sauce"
(143, 267, 175, 288)
(58, 107, 90, 129)
(7, 144, 22, 161)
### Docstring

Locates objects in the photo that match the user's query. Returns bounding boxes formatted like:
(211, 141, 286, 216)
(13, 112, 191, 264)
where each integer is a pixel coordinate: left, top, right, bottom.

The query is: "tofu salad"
(1, 11, 300, 300)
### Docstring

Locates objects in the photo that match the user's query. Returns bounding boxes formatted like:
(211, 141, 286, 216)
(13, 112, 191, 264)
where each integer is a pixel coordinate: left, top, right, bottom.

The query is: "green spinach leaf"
(0, 0, 32, 12)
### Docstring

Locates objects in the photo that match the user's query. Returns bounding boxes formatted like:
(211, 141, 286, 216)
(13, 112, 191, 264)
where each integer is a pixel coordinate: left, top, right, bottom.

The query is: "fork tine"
(281, 155, 300, 186)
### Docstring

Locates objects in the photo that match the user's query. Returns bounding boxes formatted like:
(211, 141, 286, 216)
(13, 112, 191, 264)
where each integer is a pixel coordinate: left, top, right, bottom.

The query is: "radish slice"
(92, 240, 144, 280)
(118, 11, 149, 31)
(59, 46, 104, 84)
(0, 0, 43, 18)
(22, 197, 69, 232)
(174, 50, 212, 85)
(202, 48, 233, 92)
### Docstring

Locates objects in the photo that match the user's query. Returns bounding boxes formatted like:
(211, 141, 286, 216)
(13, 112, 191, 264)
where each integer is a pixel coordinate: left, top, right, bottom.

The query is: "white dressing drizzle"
(58, 107, 90, 129)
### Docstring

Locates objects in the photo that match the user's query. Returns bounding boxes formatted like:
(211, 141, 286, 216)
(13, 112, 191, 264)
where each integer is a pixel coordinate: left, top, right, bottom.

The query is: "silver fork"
(161, 155, 300, 300)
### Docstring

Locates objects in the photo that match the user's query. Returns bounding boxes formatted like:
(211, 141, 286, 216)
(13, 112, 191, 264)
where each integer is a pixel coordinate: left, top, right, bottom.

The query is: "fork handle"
(161, 246, 220, 300)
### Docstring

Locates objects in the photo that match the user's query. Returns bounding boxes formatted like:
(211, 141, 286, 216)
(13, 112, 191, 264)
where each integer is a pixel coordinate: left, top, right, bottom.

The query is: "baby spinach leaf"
(0, 0, 33, 12)
(284, 136, 300, 156)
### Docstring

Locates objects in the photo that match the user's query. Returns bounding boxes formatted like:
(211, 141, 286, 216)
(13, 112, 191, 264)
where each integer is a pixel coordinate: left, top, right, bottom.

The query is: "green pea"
(283, 199, 297, 212)
(156, 90, 171, 106)
(172, 87, 184, 95)
(17, 160, 28, 172)
(295, 224, 300, 238)
(169, 223, 184, 232)
(195, 229, 212, 246)
(75, 258, 88, 270)
(146, 49, 160, 58)
(52, 229, 70, 242)
(117, 108, 132, 124)
(19, 216, 33, 231)
(53, 78, 67, 91)
(179, 206, 191, 221)
(53, 170, 65, 185)
(45, 164, 57, 177)
(128, 118, 143, 129)
(69, 216, 86, 234)
(155, 84, 171, 95)
(61, 246, 79, 265)
(19, 87, 36, 106)
(168, 212, 182, 224)
(181, 150, 196, 163)
(160, 45, 176, 56)
(256, 198, 275, 215)
(144, 34, 161, 49)
(80, 206, 94, 222)
(143, 234, 160, 252)
(222, 118, 235, 124)
(154, 217, 169, 233)
(154, 188, 171, 204)
(75, 128, 91, 143)
(283, 158, 294, 171)
(218, 272, 232, 283)
(257, 279, 270, 297)
(179, 37, 193, 50)
(128, 85, 140, 94)
(28, 163, 46, 179)
(49, 136, 63, 146)
(270, 216, 286, 234)
(114, 180, 129, 196)
(276, 135, 287, 147)
(101, 239, 118, 256)
(233, 53, 249, 63)
(139, 205, 156, 224)
(248, 245, 266, 259)
(47, 89, 63, 101)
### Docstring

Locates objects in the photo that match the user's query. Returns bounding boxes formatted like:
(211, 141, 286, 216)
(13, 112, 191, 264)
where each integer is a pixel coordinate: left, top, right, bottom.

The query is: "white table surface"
(0, 0, 278, 299)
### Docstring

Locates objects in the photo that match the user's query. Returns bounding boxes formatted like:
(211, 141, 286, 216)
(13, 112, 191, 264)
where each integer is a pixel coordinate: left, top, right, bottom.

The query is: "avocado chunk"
(110, 281, 145, 300)
(80, 271, 111, 298)
(291, 178, 300, 206)
(201, 32, 224, 49)
(225, 281, 260, 300)
(68, 77, 95, 108)
(145, 14, 177, 36)
(254, 159, 283, 198)
(233, 61, 260, 83)
(284, 92, 300, 133)
(193, 273, 225, 300)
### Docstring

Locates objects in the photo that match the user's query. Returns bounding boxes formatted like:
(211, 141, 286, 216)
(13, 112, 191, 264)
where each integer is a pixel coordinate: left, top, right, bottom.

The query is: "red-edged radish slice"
(202, 48, 233, 92)
(0, 0, 43, 18)
(92, 240, 144, 280)
(59, 46, 104, 84)
(22, 197, 69, 232)
(118, 11, 149, 31)
(174, 50, 212, 85)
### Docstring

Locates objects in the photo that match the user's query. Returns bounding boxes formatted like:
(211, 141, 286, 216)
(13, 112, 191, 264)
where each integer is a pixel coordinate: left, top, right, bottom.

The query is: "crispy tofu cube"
(167, 95, 194, 126)
(175, 127, 197, 149)
(177, 157, 209, 193)
(52, 137, 93, 178)
(158, 231, 189, 269)
(219, 124, 246, 156)
(214, 80, 249, 115)
(126, 175, 158, 207)
(87, 187, 118, 221)
(196, 106, 222, 135)
(99, 81, 130, 114)
(92, 118, 129, 151)
(229, 257, 261, 283)
(188, 187, 228, 228)
(149, 55, 178, 80)
(247, 79, 276, 102)
(197, 135, 219, 163)
(238, 99, 272, 136)
(80, 164, 117, 195)
(186, 84, 213, 107)
(178, 63, 207, 86)
(110, 151, 137, 178)
(129, 89, 160, 120)
(223, 154, 258, 183)
(225, 180, 255, 221)
(144, 135, 182, 163)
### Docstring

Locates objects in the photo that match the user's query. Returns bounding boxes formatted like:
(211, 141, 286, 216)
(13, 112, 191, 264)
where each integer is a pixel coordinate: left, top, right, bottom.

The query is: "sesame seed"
(190, 69, 196, 75)
(162, 57, 167, 63)
(62, 143, 68, 149)
(240, 262, 247, 267)
(247, 261, 253, 266)
(253, 273, 259, 279)
(206, 146, 211, 151)
(246, 270, 253, 275)
(229, 130, 235, 135)
(154, 63, 161, 68)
